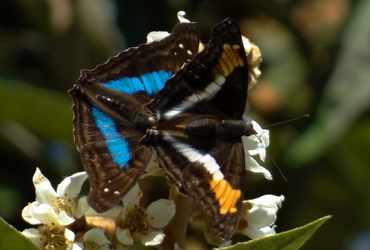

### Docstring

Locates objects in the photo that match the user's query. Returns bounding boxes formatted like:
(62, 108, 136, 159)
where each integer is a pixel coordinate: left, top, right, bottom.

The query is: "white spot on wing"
(104, 188, 109, 193)
(163, 80, 223, 119)
(205, 81, 222, 94)
(179, 43, 184, 49)
(162, 133, 222, 176)
(164, 110, 181, 118)
(199, 154, 219, 174)
(114, 191, 120, 195)
(212, 171, 224, 181)
(214, 75, 226, 85)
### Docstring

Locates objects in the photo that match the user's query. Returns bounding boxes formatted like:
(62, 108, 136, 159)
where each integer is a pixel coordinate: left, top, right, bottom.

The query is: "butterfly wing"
(150, 124, 245, 240)
(69, 22, 200, 212)
(149, 18, 249, 120)
(182, 141, 245, 240)
(146, 18, 250, 239)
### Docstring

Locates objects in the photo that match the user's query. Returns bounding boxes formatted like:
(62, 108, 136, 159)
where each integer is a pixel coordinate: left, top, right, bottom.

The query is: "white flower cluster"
(22, 169, 175, 249)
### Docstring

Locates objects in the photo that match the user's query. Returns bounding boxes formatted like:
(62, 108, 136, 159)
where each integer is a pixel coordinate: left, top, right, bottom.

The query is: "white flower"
(22, 228, 43, 248)
(75, 228, 111, 250)
(22, 168, 89, 226)
(146, 11, 190, 43)
(177, 11, 190, 23)
(22, 226, 80, 249)
(23, 226, 112, 250)
(116, 184, 175, 246)
(147, 31, 170, 43)
(239, 195, 284, 239)
(242, 116, 272, 180)
(242, 36, 262, 88)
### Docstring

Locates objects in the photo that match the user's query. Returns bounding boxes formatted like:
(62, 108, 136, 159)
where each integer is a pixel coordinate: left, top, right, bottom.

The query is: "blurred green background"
(1, 0, 369, 249)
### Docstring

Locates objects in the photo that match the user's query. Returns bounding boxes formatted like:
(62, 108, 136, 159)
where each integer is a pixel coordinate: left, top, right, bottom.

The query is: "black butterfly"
(69, 17, 256, 240)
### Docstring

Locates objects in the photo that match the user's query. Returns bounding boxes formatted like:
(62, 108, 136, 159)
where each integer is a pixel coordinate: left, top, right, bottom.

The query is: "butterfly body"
(70, 17, 255, 240)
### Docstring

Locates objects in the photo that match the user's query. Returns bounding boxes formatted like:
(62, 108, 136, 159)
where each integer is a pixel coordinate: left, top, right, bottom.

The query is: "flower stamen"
(39, 225, 68, 249)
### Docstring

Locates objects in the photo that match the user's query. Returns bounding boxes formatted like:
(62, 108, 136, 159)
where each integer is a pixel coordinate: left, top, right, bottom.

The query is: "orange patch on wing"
(210, 178, 241, 215)
(212, 43, 244, 78)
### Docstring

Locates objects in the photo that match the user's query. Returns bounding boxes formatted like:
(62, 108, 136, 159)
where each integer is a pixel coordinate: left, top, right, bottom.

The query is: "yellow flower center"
(40, 225, 69, 249)
(122, 205, 150, 235)
(57, 197, 76, 217)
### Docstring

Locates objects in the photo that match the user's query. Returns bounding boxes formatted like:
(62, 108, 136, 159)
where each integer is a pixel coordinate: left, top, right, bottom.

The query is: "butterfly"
(69, 17, 256, 240)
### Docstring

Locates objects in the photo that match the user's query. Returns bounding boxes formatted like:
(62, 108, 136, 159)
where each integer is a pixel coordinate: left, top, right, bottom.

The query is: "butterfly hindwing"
(182, 141, 245, 240)
(69, 21, 200, 212)
(148, 115, 247, 239)
(69, 85, 152, 212)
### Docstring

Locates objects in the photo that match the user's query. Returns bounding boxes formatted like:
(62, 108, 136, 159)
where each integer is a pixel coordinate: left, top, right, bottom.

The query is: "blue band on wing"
(92, 106, 131, 169)
(91, 70, 172, 169)
(103, 70, 171, 95)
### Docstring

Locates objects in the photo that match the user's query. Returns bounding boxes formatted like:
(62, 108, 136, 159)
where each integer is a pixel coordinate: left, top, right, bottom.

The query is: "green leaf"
(217, 216, 331, 250)
(0, 78, 72, 143)
(0, 217, 38, 250)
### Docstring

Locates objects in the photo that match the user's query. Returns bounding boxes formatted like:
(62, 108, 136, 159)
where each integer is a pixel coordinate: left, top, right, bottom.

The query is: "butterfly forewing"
(79, 22, 200, 91)
(149, 18, 249, 120)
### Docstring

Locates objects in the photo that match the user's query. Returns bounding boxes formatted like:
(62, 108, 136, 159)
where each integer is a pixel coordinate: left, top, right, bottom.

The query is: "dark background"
(1, 0, 369, 249)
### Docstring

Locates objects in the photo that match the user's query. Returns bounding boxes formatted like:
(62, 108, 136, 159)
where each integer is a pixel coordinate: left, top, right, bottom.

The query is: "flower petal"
(247, 195, 284, 226)
(22, 228, 43, 248)
(68, 243, 83, 250)
(241, 195, 284, 239)
(147, 31, 170, 43)
(177, 11, 190, 23)
(25, 203, 59, 225)
(83, 228, 111, 246)
(33, 168, 58, 205)
(121, 184, 142, 215)
(242, 225, 276, 239)
(22, 202, 42, 225)
(116, 227, 134, 245)
(242, 116, 270, 151)
(244, 152, 273, 180)
(141, 230, 165, 246)
(57, 210, 77, 226)
(249, 195, 284, 210)
(65, 228, 76, 241)
(75, 196, 89, 218)
(241, 116, 272, 179)
(56, 171, 88, 198)
(29, 203, 75, 225)
(146, 199, 175, 228)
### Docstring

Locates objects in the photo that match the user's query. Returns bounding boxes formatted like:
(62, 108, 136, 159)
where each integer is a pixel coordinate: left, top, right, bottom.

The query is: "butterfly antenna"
(255, 114, 310, 181)
(253, 132, 287, 182)
(263, 114, 310, 128)
(268, 153, 287, 182)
